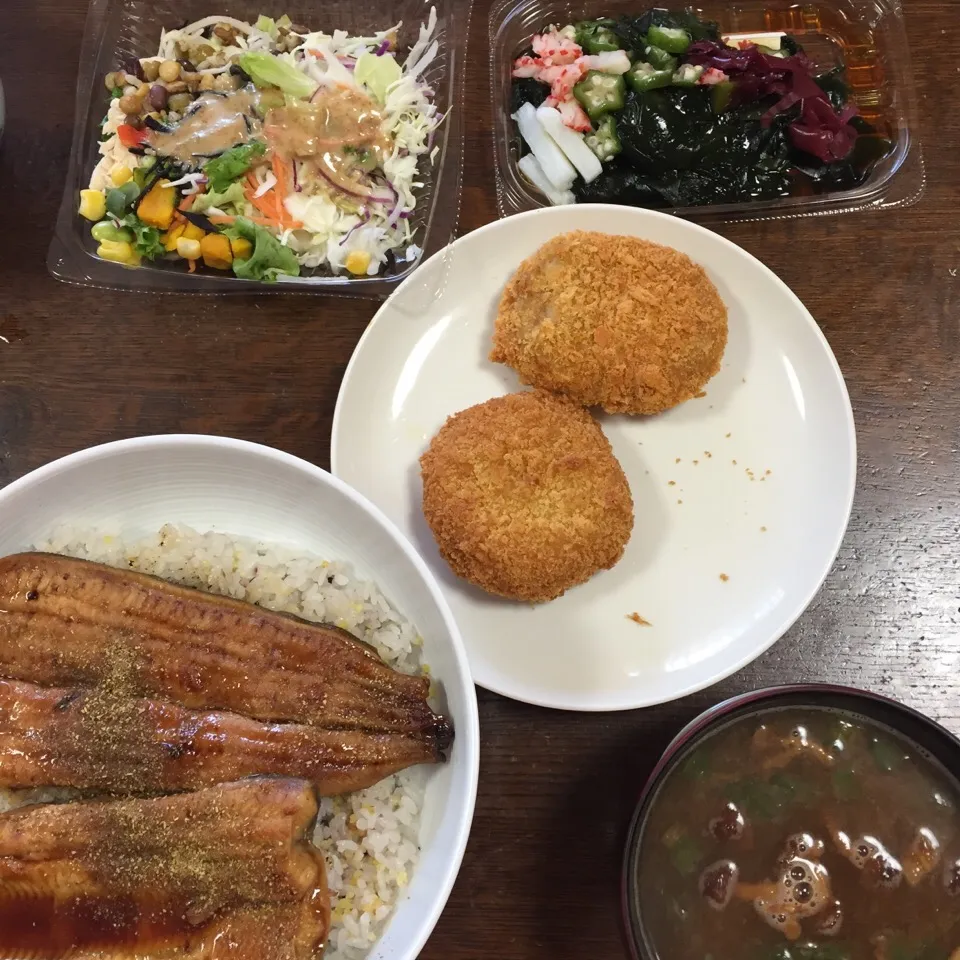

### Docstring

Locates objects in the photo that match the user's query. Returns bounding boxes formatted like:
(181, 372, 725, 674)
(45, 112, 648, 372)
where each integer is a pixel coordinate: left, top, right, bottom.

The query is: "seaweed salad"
(508, 7, 893, 208)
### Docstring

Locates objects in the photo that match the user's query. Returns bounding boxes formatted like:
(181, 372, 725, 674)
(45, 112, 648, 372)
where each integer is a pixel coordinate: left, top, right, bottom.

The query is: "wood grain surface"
(1, 2, 958, 957)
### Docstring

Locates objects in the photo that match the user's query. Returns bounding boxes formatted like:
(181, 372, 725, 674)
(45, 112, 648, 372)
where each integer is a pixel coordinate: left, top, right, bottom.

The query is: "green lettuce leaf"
(192, 181, 249, 216)
(222, 217, 300, 283)
(203, 141, 266, 193)
(237, 52, 317, 100)
(118, 213, 165, 260)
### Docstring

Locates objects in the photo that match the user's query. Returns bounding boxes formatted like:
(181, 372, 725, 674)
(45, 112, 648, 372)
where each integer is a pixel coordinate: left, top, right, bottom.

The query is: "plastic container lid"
(489, 0, 924, 223)
(48, 0, 471, 295)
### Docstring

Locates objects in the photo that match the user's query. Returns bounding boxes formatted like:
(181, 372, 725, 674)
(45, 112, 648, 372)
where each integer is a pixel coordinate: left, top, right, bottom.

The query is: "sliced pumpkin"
(162, 222, 187, 253)
(200, 233, 233, 271)
(229, 236, 253, 261)
(137, 179, 177, 229)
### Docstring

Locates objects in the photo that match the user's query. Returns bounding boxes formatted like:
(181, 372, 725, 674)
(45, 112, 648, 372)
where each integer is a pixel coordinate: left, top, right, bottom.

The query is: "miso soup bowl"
(621, 684, 960, 960)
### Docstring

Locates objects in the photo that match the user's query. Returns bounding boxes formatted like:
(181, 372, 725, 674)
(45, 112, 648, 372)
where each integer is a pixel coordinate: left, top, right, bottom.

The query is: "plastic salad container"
(489, 0, 923, 223)
(48, 0, 470, 295)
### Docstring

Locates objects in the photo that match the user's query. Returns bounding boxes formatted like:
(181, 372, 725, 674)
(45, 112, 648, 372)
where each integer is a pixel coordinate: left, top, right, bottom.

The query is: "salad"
(509, 8, 893, 209)
(78, 11, 443, 281)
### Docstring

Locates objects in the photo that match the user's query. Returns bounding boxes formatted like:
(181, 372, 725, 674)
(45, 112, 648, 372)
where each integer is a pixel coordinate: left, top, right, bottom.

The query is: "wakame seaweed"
(510, 77, 548, 114)
(575, 87, 795, 207)
(510, 8, 894, 209)
(572, 67, 890, 207)
(815, 65, 853, 112)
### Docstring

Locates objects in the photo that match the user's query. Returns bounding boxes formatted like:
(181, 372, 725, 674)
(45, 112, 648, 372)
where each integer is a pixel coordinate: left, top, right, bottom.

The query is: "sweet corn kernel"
(176, 237, 202, 260)
(344, 250, 371, 276)
(78, 189, 106, 221)
(110, 164, 133, 186)
(97, 239, 138, 266)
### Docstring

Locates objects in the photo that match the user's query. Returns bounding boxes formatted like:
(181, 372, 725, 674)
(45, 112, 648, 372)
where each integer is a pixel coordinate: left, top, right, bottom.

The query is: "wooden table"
(1, 2, 958, 957)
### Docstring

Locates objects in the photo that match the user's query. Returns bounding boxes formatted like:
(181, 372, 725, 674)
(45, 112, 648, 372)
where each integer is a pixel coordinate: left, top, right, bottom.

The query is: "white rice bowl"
(0, 522, 437, 960)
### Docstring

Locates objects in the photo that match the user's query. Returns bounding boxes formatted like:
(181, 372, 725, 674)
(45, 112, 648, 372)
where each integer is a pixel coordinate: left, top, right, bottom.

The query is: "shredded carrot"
(245, 186, 280, 223)
(188, 258, 197, 273)
(272, 154, 292, 200)
(271, 155, 297, 228)
(244, 183, 302, 229)
(178, 192, 198, 212)
(239, 165, 304, 227)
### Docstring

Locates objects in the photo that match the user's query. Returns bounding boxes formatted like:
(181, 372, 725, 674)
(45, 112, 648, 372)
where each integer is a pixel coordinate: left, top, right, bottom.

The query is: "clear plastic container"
(48, 0, 470, 295)
(489, 0, 924, 223)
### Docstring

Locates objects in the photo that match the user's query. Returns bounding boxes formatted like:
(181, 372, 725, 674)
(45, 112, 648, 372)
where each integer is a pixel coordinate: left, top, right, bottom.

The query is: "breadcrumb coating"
(420, 391, 633, 603)
(491, 230, 728, 415)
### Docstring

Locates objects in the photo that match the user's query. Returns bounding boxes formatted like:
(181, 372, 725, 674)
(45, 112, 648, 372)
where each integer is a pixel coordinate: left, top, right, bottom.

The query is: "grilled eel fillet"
(0, 678, 444, 794)
(0, 552, 452, 744)
(0, 777, 330, 959)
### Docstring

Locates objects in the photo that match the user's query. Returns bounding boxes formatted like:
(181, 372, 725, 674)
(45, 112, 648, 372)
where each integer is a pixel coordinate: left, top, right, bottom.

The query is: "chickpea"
(118, 94, 141, 115)
(158, 59, 180, 83)
(104, 71, 120, 91)
(142, 59, 160, 82)
(198, 72, 216, 91)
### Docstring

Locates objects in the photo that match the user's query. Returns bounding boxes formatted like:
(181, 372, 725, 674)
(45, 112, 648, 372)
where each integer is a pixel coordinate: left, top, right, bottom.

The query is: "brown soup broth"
(635, 708, 960, 960)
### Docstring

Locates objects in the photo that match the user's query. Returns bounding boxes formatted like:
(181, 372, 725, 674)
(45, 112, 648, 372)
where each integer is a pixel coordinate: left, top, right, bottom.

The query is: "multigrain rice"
(0, 523, 428, 959)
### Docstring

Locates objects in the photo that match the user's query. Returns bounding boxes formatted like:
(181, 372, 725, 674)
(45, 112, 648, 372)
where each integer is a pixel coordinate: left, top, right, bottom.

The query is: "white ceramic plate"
(0, 436, 479, 960)
(331, 205, 856, 712)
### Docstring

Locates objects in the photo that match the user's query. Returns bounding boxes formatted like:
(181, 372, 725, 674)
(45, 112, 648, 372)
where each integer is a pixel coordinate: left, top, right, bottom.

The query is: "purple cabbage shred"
(684, 40, 859, 162)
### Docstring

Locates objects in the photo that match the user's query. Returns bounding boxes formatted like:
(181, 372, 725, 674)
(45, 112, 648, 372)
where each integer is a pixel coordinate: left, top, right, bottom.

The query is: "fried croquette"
(419, 391, 633, 603)
(490, 230, 728, 415)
